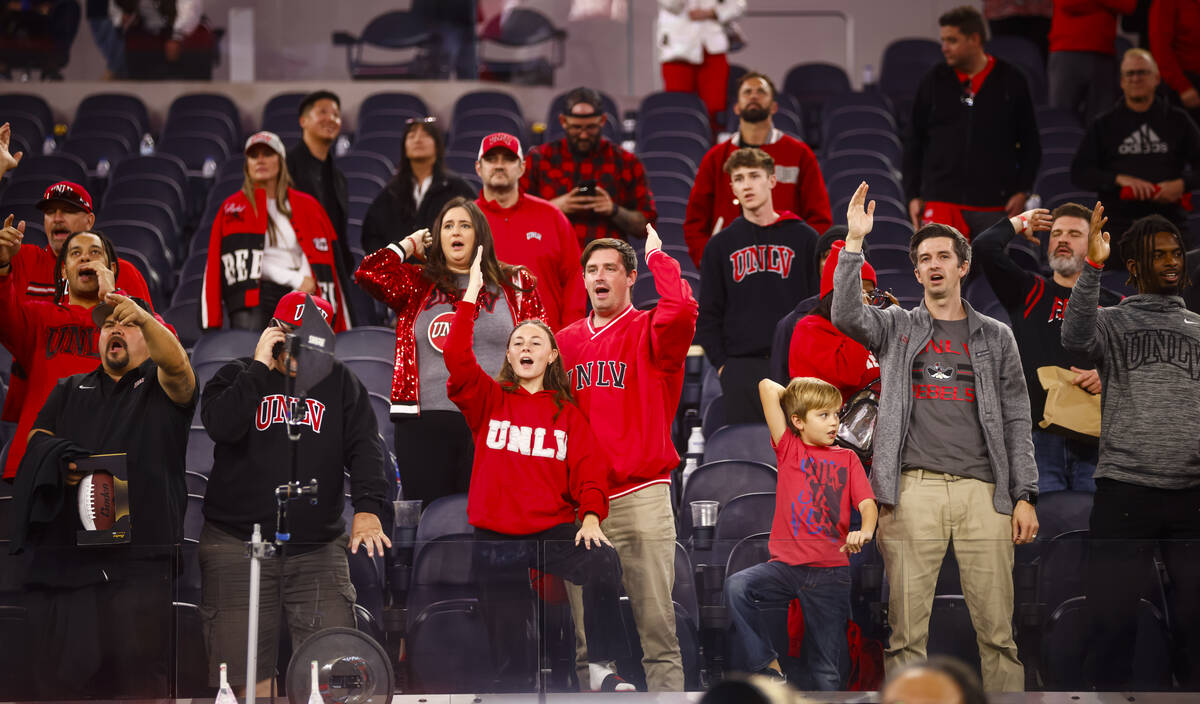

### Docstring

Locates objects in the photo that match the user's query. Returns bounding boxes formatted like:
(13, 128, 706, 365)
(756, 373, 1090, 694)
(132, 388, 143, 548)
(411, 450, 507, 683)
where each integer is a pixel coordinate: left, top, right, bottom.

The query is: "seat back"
(679, 460, 777, 541)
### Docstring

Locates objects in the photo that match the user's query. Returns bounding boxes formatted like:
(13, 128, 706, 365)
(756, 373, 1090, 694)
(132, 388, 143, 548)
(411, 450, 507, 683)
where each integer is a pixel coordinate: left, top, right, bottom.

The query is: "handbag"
(836, 382, 880, 462)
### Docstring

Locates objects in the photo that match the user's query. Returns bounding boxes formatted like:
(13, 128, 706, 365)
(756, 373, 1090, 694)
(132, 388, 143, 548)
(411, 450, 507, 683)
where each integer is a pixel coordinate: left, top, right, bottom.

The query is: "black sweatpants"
(1084, 478, 1200, 689)
(393, 409, 474, 506)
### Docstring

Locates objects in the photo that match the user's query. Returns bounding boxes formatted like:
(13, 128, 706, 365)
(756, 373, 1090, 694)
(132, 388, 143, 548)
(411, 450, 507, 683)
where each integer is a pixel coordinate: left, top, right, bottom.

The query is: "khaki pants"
(566, 483, 684, 691)
(877, 470, 1024, 692)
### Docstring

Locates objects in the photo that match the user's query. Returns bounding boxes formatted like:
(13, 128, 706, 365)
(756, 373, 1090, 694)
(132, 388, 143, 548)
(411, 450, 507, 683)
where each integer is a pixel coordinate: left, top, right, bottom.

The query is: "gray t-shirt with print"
(414, 274, 513, 412)
(900, 317, 994, 483)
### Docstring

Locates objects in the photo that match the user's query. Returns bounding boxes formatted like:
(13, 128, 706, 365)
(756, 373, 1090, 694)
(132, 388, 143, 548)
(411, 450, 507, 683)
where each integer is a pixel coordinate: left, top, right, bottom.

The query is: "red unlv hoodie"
(0, 272, 99, 478)
(557, 248, 699, 498)
(201, 188, 350, 331)
(445, 299, 609, 535)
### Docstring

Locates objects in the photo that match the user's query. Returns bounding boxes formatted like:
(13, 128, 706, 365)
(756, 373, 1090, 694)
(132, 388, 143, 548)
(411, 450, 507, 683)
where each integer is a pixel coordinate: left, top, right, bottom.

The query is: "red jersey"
(445, 299, 609, 535)
(684, 129, 832, 266)
(477, 193, 587, 331)
(556, 249, 699, 498)
(0, 271, 101, 478)
(2, 243, 151, 423)
(770, 432, 874, 568)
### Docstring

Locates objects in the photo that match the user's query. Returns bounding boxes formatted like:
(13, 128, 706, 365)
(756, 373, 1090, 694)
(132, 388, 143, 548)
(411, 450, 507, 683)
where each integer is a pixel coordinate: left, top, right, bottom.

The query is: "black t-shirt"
(34, 359, 197, 550)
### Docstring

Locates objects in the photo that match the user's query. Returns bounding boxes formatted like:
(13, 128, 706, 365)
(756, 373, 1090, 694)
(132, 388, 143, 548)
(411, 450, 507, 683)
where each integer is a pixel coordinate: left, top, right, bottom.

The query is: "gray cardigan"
(829, 248, 1038, 513)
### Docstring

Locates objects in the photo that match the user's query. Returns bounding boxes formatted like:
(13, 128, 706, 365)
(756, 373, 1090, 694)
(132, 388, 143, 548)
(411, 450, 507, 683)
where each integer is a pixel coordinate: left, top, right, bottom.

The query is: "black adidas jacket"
(903, 59, 1041, 206)
(1071, 97, 1200, 225)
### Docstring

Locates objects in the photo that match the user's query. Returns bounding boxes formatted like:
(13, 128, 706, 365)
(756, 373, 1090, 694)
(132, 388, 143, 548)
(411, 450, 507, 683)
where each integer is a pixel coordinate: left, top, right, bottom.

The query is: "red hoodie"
(788, 315, 880, 404)
(1048, 0, 1137, 55)
(557, 249, 699, 498)
(445, 299, 609, 535)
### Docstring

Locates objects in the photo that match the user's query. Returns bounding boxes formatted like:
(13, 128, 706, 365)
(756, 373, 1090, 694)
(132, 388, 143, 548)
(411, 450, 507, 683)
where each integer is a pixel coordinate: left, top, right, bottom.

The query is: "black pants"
(987, 15, 1051, 64)
(719, 356, 770, 425)
(473, 523, 629, 690)
(393, 410, 474, 506)
(1084, 478, 1200, 689)
(229, 280, 293, 330)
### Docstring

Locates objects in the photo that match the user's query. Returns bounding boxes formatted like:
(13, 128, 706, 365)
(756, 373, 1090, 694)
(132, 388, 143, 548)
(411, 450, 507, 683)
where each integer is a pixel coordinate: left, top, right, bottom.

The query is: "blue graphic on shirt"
(789, 455, 848, 543)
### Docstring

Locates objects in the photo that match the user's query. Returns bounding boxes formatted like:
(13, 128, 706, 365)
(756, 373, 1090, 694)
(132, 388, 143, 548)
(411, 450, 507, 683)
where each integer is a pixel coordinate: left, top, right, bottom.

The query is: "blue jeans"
(724, 561, 849, 690)
(1032, 429, 1098, 493)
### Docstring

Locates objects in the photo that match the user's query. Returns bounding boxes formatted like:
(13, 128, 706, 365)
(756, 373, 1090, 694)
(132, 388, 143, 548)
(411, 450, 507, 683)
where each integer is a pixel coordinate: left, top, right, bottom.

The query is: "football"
(78, 471, 116, 531)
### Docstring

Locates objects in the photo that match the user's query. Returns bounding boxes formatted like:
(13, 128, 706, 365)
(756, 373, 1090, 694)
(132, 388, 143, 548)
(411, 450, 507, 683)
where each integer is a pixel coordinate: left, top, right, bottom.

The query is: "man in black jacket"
(697, 147, 818, 423)
(198, 291, 392, 697)
(904, 5, 1041, 238)
(1071, 49, 1200, 249)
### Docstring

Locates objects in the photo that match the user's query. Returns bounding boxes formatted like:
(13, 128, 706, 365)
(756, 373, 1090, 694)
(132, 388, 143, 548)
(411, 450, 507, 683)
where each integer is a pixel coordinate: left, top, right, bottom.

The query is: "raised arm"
(972, 209, 1052, 310)
(645, 225, 700, 372)
(353, 229, 428, 310)
(105, 292, 196, 404)
(444, 247, 502, 429)
(0, 122, 24, 179)
(1061, 202, 1111, 361)
(831, 182, 894, 352)
(757, 378, 789, 445)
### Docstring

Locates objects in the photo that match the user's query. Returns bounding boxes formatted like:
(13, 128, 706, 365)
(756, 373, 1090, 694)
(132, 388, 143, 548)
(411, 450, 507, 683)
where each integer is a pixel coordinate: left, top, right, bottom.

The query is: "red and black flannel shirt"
(520, 137, 657, 246)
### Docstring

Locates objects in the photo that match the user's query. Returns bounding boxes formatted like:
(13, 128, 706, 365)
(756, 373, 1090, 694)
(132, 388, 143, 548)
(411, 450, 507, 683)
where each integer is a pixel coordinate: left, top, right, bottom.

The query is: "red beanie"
(819, 240, 877, 299)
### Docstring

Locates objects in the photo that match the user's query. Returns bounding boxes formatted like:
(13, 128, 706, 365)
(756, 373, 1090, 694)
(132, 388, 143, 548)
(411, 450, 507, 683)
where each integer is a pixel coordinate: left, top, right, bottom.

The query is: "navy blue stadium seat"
(832, 193, 908, 226)
(825, 129, 903, 166)
(262, 92, 308, 128)
(678, 459, 777, 542)
(639, 151, 697, 178)
(77, 93, 150, 136)
(1036, 105, 1082, 130)
(163, 112, 240, 153)
(0, 113, 42, 159)
(638, 132, 711, 167)
(724, 531, 771, 577)
(987, 35, 1048, 105)
(336, 326, 395, 362)
(340, 152, 396, 183)
(639, 107, 709, 142)
(110, 247, 166, 310)
(1040, 596, 1171, 690)
(713, 491, 776, 567)
(647, 172, 693, 202)
(361, 92, 430, 120)
(704, 423, 776, 466)
(10, 153, 89, 187)
(823, 106, 898, 146)
(367, 391, 395, 455)
(823, 150, 897, 179)
(169, 93, 241, 135)
(109, 153, 189, 191)
(416, 494, 470, 544)
(826, 172, 905, 207)
(1035, 167, 1083, 201)
(158, 133, 231, 172)
(59, 135, 132, 184)
(100, 217, 175, 269)
(0, 93, 53, 136)
(184, 470, 207, 497)
(104, 175, 187, 217)
(352, 133, 408, 165)
(357, 110, 426, 138)
(186, 426, 215, 476)
(452, 108, 526, 143)
(783, 62, 853, 111)
(861, 241, 912, 272)
(192, 329, 261, 367)
(332, 11, 448, 80)
(879, 39, 943, 121)
(68, 110, 140, 151)
(453, 90, 523, 123)
(163, 300, 203, 349)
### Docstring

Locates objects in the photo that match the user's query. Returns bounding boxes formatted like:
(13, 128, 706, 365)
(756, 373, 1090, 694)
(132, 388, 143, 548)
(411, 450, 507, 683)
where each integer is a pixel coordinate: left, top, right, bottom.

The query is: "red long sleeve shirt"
(1048, 0, 1137, 55)
(445, 299, 609, 535)
(1151, 0, 1200, 95)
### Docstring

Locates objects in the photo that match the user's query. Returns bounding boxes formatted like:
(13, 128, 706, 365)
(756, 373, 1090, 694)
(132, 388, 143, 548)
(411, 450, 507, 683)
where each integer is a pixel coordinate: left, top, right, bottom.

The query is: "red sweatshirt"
(1048, 0, 1137, 55)
(557, 249, 699, 498)
(477, 193, 587, 331)
(1151, 0, 1200, 95)
(684, 129, 831, 266)
(0, 272, 100, 478)
(788, 314, 880, 404)
(445, 299, 609, 535)
(2, 243, 150, 423)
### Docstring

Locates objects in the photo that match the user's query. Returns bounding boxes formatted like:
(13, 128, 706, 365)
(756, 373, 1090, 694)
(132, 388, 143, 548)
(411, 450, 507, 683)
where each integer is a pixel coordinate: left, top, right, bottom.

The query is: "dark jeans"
(719, 356, 770, 425)
(1032, 429, 1098, 493)
(473, 523, 629, 690)
(393, 410, 474, 506)
(1084, 478, 1200, 689)
(725, 561, 850, 690)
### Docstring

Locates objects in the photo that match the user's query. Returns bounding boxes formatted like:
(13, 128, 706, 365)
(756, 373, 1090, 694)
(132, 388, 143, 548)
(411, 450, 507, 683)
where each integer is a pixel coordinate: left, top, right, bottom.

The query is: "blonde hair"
(241, 149, 294, 247)
(781, 377, 842, 436)
(1123, 48, 1159, 74)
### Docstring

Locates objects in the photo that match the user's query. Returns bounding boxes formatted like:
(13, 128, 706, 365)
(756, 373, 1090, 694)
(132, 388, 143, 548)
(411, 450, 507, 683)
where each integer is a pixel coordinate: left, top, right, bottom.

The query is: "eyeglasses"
(1122, 69, 1153, 79)
(867, 288, 895, 309)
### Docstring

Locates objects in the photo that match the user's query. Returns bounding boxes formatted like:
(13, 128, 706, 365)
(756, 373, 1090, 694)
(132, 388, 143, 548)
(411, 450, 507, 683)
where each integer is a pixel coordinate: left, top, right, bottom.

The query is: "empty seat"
(677, 459, 777, 542)
(157, 133, 231, 172)
(0, 93, 53, 136)
(713, 491, 776, 567)
(879, 39, 943, 118)
(109, 153, 189, 190)
(361, 92, 430, 120)
(163, 112, 239, 153)
(68, 110, 140, 151)
(10, 153, 88, 187)
(192, 329, 262, 366)
(704, 423, 775, 466)
(452, 90, 523, 124)
(169, 93, 241, 135)
(340, 152, 396, 183)
(336, 326, 396, 362)
(186, 426, 215, 476)
(77, 93, 150, 136)
(351, 134, 408, 165)
(163, 300, 203, 349)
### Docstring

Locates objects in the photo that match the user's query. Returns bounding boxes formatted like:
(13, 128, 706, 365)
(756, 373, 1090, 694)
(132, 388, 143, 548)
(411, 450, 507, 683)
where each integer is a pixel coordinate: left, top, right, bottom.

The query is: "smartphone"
(575, 180, 597, 196)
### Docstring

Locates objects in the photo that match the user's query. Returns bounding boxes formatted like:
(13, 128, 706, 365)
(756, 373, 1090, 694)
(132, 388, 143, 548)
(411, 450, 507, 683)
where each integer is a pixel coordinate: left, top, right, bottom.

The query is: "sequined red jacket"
(354, 243, 545, 417)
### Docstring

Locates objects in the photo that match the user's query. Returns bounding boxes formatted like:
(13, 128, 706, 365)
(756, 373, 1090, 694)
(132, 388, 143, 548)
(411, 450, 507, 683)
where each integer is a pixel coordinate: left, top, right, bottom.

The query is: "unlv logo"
(255, 394, 327, 432)
(427, 311, 455, 353)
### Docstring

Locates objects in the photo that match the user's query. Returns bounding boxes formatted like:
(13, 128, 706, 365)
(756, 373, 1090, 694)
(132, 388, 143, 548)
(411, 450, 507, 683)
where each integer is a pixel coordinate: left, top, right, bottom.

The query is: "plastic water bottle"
(862, 64, 875, 87)
(139, 133, 155, 156)
(1026, 193, 1043, 210)
(335, 134, 351, 158)
(202, 157, 218, 179)
(215, 662, 239, 704)
(42, 135, 56, 155)
(96, 159, 110, 178)
(681, 425, 705, 493)
(307, 660, 323, 704)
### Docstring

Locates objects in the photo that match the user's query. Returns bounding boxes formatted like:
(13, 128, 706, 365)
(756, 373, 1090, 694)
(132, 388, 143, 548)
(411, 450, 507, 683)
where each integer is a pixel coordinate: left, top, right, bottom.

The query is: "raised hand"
(846, 181, 875, 243)
(1010, 207, 1052, 246)
(464, 245, 484, 303)
(405, 228, 430, 260)
(0, 122, 24, 176)
(102, 292, 153, 327)
(644, 222, 662, 254)
(0, 213, 25, 266)
(1087, 201, 1110, 265)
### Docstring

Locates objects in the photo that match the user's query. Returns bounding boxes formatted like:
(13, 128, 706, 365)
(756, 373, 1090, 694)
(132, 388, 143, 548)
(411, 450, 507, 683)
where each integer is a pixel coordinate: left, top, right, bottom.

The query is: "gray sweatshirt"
(1061, 264, 1200, 488)
(830, 249, 1038, 513)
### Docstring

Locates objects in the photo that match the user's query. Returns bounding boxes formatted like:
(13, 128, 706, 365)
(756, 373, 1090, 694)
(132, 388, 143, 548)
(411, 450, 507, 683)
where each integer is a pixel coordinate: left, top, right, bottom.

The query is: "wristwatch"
(1016, 492, 1038, 506)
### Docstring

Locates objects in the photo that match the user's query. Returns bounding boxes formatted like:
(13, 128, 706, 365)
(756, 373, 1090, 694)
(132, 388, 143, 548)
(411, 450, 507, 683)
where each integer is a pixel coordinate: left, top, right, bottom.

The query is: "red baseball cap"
(272, 291, 334, 327)
(37, 181, 94, 214)
(820, 240, 878, 299)
(477, 132, 522, 160)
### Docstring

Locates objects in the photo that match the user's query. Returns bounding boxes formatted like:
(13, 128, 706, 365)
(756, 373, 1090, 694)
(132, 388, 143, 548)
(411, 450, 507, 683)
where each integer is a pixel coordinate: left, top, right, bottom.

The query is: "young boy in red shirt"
(724, 376, 877, 689)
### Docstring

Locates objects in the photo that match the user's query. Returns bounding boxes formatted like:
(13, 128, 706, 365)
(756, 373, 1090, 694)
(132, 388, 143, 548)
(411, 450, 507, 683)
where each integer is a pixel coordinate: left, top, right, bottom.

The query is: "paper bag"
(1037, 366, 1102, 439)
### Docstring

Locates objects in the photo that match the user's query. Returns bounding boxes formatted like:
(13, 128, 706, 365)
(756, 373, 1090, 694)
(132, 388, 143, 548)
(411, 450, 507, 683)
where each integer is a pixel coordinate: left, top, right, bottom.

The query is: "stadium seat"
(453, 108, 527, 142)
(67, 111, 140, 152)
(477, 7, 567, 86)
(366, 391, 395, 455)
(59, 135, 132, 184)
(163, 300, 203, 349)
(77, 93, 150, 136)
(638, 151, 698, 178)
(169, 93, 241, 134)
(262, 91, 308, 127)
(192, 329, 262, 366)
(987, 35, 1048, 106)
(704, 423, 775, 466)
(1035, 105, 1082, 131)
(186, 426, 215, 476)
(184, 470, 207, 497)
(163, 112, 240, 153)
(878, 39, 943, 121)
(647, 172, 694, 202)
(361, 92, 431, 121)
(832, 194, 908, 226)
(352, 133, 408, 165)
(453, 90, 524, 123)
(1037, 491, 1093, 545)
(0, 93, 53, 137)
(416, 494, 470, 547)
(724, 531, 772, 577)
(336, 326, 395, 362)
(701, 393, 726, 437)
(822, 150, 897, 179)
(638, 132, 711, 167)
(783, 63, 853, 113)
(822, 106, 898, 145)
(861, 242, 912, 272)
(0, 113, 43, 159)
(825, 129, 903, 167)
(157, 132, 231, 172)
(104, 175, 187, 217)
(346, 173, 388, 199)
(109, 153, 189, 191)
(331, 11, 449, 80)
(713, 491, 776, 568)
(1035, 168, 1083, 202)
(11, 153, 89, 187)
(678, 459, 777, 542)
(1040, 596, 1171, 690)
(638, 108, 710, 142)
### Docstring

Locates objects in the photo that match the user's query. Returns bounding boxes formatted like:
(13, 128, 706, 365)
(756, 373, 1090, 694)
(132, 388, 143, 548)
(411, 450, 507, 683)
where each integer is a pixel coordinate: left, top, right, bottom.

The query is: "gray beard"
(1049, 253, 1084, 278)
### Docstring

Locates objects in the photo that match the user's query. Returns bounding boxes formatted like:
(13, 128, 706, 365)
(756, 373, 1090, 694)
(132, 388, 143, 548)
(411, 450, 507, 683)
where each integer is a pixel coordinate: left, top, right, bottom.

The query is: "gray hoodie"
(830, 249, 1038, 514)
(1061, 264, 1200, 488)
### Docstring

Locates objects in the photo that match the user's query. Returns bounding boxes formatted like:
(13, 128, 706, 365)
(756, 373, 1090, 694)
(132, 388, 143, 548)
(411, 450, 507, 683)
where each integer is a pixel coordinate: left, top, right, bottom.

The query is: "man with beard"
(475, 132, 586, 330)
(974, 203, 1122, 493)
(16, 292, 194, 699)
(521, 87, 656, 246)
(1062, 208, 1200, 690)
(0, 229, 123, 478)
(684, 71, 832, 266)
